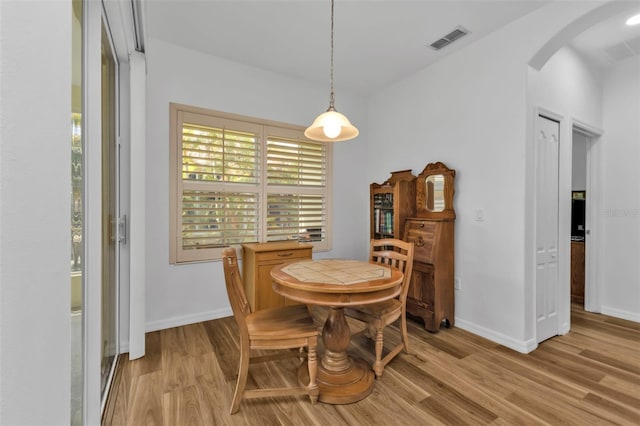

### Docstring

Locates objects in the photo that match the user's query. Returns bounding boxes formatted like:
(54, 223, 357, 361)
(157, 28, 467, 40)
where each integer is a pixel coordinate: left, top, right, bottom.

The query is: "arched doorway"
(527, 1, 640, 344)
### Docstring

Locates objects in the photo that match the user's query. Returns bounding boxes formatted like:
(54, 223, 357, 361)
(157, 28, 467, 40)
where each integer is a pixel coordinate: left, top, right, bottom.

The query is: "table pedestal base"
(298, 357, 374, 404)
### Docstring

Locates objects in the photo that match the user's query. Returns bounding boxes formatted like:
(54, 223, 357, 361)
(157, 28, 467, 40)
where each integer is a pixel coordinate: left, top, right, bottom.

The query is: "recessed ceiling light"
(626, 13, 640, 26)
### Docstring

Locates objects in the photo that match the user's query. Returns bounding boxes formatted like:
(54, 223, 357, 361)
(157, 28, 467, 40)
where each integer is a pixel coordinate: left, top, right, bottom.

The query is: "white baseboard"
(600, 305, 640, 323)
(145, 307, 233, 333)
(455, 318, 537, 354)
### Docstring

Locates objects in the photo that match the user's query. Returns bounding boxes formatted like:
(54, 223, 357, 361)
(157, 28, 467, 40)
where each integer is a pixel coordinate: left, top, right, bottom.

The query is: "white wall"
(144, 39, 368, 330)
(535, 47, 604, 123)
(367, 1, 605, 352)
(0, 1, 71, 424)
(601, 55, 640, 321)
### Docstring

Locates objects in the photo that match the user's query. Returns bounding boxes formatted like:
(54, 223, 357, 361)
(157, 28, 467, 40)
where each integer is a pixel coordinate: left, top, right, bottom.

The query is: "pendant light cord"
(329, 0, 335, 110)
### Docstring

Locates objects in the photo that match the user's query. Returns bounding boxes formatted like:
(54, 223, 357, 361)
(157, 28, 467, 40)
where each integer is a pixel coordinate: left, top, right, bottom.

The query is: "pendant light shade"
(305, 0, 359, 142)
(304, 107, 359, 142)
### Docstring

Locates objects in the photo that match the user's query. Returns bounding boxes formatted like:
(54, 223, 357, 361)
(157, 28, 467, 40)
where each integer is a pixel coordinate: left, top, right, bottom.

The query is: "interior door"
(535, 114, 560, 343)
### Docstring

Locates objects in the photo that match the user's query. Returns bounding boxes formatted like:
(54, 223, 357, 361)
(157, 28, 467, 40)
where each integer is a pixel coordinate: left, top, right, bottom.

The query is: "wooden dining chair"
(344, 238, 414, 379)
(221, 247, 319, 414)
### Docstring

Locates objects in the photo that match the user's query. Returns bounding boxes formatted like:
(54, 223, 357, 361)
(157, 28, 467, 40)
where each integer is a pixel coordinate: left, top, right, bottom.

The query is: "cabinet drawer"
(255, 248, 312, 263)
(404, 220, 437, 263)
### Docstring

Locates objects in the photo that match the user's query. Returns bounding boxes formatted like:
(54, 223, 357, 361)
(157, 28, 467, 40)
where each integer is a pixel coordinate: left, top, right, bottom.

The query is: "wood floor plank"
(529, 344, 608, 382)
(161, 349, 198, 393)
(505, 390, 610, 425)
(582, 392, 640, 425)
(399, 350, 547, 425)
(471, 350, 588, 399)
(162, 385, 213, 426)
(387, 355, 500, 424)
(494, 345, 640, 411)
(571, 315, 639, 341)
(602, 315, 640, 331)
(126, 372, 163, 426)
(202, 317, 240, 383)
(182, 322, 214, 357)
(599, 374, 640, 397)
(104, 305, 639, 426)
(554, 330, 639, 362)
(471, 351, 637, 425)
(579, 348, 640, 375)
(129, 331, 162, 378)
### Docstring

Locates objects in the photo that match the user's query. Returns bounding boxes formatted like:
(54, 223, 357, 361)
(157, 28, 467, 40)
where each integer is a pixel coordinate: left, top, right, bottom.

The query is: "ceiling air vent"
(603, 36, 640, 63)
(429, 26, 469, 51)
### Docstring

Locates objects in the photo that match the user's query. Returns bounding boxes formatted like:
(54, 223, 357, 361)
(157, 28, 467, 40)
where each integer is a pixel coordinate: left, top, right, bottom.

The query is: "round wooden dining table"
(270, 259, 403, 404)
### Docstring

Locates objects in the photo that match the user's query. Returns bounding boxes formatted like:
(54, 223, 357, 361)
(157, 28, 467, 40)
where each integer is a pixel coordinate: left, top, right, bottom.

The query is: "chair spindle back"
(369, 239, 414, 303)
(222, 248, 252, 332)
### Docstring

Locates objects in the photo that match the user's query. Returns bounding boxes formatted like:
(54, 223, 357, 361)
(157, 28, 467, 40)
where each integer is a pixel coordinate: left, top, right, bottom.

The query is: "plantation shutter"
(266, 194, 326, 242)
(181, 190, 259, 249)
(176, 112, 261, 261)
(266, 137, 326, 186)
(181, 122, 259, 184)
(266, 135, 327, 242)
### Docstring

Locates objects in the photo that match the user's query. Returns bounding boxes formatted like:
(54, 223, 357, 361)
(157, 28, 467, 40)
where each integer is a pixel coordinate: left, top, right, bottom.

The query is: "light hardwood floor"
(103, 304, 640, 425)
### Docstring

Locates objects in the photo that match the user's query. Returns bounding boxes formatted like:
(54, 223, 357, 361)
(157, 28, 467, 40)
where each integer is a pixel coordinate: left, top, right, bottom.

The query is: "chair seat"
(349, 299, 401, 319)
(247, 304, 318, 339)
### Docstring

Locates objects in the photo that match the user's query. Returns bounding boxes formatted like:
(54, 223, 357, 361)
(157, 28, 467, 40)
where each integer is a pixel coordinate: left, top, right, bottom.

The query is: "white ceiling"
(143, 0, 640, 96)
(570, 6, 640, 67)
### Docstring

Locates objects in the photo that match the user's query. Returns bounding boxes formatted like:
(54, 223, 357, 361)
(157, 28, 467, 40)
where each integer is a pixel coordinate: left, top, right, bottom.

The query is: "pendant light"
(305, 0, 359, 142)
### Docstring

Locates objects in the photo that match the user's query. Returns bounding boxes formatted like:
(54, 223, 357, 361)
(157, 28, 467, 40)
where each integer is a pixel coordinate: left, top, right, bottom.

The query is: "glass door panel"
(71, 0, 83, 424)
(101, 22, 118, 398)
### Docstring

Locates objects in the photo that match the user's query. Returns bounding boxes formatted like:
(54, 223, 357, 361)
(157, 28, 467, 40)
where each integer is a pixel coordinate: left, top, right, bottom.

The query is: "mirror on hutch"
(415, 161, 456, 220)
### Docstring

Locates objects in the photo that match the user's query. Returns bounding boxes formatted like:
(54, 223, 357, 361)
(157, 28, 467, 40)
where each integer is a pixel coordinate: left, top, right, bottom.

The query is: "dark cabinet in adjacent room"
(571, 241, 585, 304)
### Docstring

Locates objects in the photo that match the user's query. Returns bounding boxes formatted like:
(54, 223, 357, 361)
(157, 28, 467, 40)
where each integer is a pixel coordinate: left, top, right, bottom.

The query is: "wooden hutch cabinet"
(241, 241, 312, 311)
(403, 162, 456, 332)
(370, 169, 416, 240)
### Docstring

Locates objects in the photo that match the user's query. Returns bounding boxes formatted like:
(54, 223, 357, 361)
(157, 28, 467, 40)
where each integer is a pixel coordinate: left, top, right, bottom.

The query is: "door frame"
(83, 1, 123, 423)
(571, 119, 603, 314)
(532, 106, 604, 344)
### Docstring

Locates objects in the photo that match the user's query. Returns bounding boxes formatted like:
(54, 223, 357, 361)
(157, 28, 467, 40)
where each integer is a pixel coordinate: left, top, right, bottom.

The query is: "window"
(170, 103, 332, 263)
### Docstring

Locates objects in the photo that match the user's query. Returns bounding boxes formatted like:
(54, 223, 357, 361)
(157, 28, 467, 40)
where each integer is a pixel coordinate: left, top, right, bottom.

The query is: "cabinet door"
(256, 262, 287, 309)
(407, 261, 436, 330)
(253, 248, 311, 310)
(408, 262, 435, 310)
